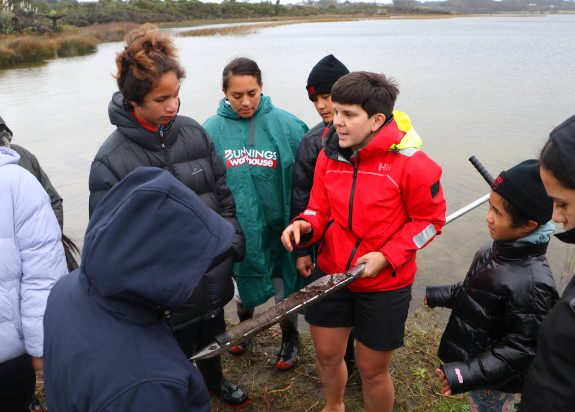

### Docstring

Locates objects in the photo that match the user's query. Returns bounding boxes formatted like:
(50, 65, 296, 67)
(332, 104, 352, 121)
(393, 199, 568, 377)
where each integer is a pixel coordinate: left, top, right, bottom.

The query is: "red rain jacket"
(295, 117, 446, 292)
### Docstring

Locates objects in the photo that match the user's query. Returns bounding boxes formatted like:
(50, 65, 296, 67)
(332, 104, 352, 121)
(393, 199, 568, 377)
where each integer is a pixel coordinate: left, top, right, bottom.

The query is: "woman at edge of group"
(0, 130, 68, 411)
(88, 24, 249, 408)
(203, 57, 309, 371)
(519, 114, 575, 411)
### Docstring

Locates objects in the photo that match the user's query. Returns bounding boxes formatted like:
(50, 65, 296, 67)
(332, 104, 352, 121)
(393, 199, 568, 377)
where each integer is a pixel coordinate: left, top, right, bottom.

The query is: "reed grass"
(177, 21, 296, 37)
(0, 43, 20, 66)
(0, 34, 97, 67)
(176, 16, 368, 37)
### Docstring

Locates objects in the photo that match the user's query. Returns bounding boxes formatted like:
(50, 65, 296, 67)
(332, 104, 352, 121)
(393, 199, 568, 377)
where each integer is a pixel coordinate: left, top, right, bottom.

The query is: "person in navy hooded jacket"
(43, 167, 235, 412)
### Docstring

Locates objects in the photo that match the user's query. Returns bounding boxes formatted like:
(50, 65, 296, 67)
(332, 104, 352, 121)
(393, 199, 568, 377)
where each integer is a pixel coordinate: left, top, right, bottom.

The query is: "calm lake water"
(1, 15, 574, 312)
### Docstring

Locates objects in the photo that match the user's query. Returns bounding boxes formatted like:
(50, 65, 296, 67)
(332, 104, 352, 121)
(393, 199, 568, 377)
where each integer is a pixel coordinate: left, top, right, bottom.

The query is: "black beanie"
(306, 54, 349, 101)
(491, 159, 553, 225)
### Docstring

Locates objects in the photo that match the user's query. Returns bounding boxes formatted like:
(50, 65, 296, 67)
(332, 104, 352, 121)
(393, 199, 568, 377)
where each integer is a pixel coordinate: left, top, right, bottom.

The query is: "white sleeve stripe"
(413, 224, 436, 248)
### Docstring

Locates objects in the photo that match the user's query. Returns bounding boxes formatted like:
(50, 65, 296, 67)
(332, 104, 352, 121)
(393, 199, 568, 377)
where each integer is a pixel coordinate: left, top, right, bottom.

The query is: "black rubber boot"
(196, 355, 250, 408)
(229, 303, 254, 355)
(276, 322, 299, 371)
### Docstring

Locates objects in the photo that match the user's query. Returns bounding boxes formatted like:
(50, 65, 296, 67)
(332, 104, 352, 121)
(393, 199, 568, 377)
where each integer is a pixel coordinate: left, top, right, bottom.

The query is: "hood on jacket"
(216, 94, 273, 120)
(81, 167, 234, 323)
(0, 115, 13, 144)
(0, 146, 20, 167)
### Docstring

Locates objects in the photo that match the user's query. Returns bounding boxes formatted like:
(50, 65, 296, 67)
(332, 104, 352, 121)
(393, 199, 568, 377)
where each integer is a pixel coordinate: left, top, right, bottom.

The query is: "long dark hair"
(540, 139, 575, 189)
(62, 233, 80, 271)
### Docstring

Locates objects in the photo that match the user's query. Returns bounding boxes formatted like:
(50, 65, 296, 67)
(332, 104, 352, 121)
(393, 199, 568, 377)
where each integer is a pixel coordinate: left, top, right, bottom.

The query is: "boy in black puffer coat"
(426, 159, 558, 412)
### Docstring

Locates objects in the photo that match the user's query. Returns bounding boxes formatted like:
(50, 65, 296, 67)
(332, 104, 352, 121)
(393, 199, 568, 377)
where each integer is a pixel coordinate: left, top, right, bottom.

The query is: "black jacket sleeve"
(426, 282, 462, 309)
(13, 144, 64, 230)
(89, 158, 120, 218)
(290, 123, 325, 258)
(209, 138, 245, 262)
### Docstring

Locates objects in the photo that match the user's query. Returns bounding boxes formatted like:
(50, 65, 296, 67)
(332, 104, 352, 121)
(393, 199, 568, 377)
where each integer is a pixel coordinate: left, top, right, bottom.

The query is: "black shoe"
(210, 378, 250, 408)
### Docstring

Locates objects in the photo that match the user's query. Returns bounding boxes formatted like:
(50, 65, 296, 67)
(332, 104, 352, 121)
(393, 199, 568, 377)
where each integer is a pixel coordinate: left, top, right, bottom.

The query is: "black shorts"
(305, 266, 412, 352)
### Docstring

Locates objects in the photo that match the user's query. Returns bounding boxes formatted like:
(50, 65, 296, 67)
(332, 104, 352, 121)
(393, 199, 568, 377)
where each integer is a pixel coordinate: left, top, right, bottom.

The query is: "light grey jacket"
(0, 147, 67, 362)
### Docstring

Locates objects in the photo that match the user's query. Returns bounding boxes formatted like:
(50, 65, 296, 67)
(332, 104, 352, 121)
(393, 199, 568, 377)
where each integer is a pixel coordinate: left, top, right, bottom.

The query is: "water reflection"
(1, 15, 574, 309)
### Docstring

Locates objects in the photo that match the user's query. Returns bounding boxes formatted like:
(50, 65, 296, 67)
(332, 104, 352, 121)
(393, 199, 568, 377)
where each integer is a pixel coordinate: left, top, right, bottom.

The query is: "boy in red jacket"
(281, 71, 446, 412)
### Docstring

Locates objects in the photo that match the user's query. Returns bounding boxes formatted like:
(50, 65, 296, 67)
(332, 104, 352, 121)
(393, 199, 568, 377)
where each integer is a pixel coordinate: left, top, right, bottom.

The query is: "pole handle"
(469, 155, 494, 186)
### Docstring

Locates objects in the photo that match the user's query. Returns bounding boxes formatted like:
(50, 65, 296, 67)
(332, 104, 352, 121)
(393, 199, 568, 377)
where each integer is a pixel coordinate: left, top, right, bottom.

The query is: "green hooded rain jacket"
(203, 95, 308, 309)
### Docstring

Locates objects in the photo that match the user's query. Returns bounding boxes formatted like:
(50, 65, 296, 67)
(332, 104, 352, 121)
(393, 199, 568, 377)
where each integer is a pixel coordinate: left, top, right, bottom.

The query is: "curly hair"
(114, 24, 185, 108)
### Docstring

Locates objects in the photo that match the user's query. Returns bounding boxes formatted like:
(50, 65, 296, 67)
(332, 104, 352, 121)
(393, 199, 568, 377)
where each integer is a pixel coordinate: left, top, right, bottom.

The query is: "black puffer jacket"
(426, 237, 558, 395)
(89, 92, 245, 327)
(290, 121, 327, 258)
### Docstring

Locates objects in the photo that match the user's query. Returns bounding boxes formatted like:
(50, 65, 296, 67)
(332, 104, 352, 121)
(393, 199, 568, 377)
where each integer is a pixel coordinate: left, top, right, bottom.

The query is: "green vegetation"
(0, 33, 97, 66)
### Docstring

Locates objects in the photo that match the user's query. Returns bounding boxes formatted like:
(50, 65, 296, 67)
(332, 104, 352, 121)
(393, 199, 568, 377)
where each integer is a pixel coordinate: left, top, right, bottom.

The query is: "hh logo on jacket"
(224, 148, 277, 168)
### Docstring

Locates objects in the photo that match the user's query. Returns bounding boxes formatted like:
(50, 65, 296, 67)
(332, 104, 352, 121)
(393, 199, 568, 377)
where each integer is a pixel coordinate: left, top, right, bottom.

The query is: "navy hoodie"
(43, 167, 234, 412)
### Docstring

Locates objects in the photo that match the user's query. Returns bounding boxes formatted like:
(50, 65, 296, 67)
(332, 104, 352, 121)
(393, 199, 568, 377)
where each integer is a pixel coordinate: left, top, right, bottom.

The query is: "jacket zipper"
(159, 130, 177, 176)
(317, 219, 335, 256)
(348, 158, 359, 231)
(346, 239, 361, 271)
(344, 158, 361, 270)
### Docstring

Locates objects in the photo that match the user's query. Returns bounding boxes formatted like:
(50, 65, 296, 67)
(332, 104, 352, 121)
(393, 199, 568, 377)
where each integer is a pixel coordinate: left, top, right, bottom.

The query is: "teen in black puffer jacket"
(88, 26, 250, 407)
(426, 231, 558, 395)
(90, 91, 245, 326)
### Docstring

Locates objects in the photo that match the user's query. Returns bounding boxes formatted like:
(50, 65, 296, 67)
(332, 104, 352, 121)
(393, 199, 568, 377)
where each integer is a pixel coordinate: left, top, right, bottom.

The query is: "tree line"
(2, 0, 574, 34)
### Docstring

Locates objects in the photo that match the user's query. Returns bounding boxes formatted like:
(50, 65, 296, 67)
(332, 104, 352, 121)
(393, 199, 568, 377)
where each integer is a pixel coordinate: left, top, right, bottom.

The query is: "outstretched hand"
(281, 220, 312, 252)
(436, 368, 452, 396)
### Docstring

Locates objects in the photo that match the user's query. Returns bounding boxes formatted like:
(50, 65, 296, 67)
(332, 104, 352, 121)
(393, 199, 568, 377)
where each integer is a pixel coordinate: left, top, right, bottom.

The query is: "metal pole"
(445, 193, 490, 225)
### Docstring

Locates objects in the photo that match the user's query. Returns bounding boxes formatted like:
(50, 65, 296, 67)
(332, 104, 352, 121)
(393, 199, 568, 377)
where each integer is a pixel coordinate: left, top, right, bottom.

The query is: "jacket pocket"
(317, 219, 335, 256)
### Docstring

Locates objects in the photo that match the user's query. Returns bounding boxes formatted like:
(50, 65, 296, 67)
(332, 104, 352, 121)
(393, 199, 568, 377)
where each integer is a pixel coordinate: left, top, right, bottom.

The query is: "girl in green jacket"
(203, 57, 308, 371)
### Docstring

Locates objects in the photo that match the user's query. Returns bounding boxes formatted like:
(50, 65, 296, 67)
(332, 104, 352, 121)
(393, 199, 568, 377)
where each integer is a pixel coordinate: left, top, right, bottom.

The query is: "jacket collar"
(216, 94, 273, 120)
(492, 239, 549, 260)
(0, 146, 20, 167)
(108, 91, 180, 151)
(555, 227, 575, 244)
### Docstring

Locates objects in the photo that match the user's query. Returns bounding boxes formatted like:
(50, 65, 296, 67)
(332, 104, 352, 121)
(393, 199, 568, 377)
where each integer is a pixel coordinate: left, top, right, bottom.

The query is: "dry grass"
(210, 308, 473, 411)
(0, 34, 97, 67)
(175, 16, 387, 37)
